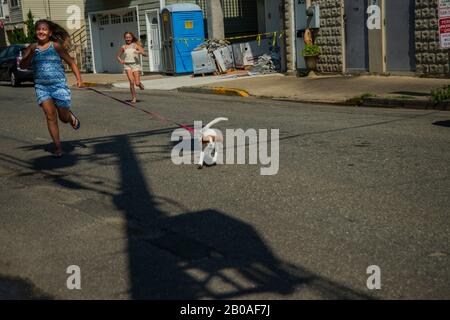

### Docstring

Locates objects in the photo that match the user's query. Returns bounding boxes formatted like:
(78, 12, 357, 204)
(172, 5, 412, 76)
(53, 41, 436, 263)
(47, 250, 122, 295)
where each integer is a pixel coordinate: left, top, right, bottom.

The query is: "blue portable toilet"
(161, 4, 205, 74)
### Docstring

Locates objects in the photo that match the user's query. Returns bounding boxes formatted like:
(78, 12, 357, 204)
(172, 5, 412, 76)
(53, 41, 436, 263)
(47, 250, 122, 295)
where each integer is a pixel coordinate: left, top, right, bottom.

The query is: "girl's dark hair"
(124, 31, 141, 46)
(35, 19, 70, 46)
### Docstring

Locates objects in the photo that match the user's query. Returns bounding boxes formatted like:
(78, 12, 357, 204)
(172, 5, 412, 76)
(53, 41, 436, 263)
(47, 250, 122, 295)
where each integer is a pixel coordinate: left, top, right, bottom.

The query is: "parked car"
(0, 44, 34, 87)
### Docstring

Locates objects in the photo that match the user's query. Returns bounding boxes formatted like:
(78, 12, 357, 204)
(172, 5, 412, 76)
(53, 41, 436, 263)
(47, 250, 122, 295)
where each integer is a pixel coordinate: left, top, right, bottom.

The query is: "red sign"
(439, 17, 450, 49)
(439, 1, 450, 48)
(440, 17, 450, 33)
(0, 20, 4, 29)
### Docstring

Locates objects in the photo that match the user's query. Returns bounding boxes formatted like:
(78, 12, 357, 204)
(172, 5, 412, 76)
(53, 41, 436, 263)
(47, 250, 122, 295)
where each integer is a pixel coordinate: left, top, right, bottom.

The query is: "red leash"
(84, 87, 195, 133)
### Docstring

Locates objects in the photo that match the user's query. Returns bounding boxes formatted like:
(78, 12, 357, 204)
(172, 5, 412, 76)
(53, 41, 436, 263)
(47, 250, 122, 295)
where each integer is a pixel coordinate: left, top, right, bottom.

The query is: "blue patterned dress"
(33, 42, 71, 108)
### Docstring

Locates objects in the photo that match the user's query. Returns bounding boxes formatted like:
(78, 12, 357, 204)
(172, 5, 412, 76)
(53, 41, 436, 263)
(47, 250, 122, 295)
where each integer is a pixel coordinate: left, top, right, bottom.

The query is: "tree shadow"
(0, 274, 53, 300)
(432, 120, 450, 128)
(8, 127, 374, 299)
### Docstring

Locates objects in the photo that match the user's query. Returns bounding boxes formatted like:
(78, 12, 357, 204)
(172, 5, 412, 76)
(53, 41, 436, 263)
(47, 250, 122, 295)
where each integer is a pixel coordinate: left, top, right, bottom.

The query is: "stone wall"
(415, 0, 450, 76)
(311, 0, 449, 76)
(282, 0, 344, 74)
(315, 0, 344, 73)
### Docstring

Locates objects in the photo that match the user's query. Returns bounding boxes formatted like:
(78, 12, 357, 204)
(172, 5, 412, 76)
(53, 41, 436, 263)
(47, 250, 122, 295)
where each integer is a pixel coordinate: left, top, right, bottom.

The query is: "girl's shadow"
(31, 142, 79, 170)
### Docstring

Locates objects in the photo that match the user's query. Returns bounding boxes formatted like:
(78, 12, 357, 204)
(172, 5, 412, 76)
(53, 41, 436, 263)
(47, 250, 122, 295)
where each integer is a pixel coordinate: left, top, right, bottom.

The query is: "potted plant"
(301, 44, 321, 72)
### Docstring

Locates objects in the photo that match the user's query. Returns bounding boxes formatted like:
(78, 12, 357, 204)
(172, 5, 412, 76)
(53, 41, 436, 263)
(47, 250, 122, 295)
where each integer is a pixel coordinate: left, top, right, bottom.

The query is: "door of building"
(97, 10, 139, 73)
(161, 10, 174, 73)
(344, 0, 369, 72)
(385, 0, 415, 72)
(146, 10, 162, 72)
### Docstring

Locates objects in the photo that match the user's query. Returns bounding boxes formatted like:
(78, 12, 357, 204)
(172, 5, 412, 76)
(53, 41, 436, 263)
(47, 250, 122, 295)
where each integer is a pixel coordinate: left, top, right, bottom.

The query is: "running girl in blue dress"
(20, 19, 83, 157)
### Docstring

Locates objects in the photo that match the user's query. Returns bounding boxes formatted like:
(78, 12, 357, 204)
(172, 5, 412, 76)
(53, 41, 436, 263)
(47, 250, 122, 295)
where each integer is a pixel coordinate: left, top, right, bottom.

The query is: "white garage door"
(97, 10, 139, 73)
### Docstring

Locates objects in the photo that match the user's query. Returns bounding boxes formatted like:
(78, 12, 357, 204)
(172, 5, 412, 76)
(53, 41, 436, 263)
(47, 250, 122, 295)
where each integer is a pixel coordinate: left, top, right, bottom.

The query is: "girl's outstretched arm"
(136, 44, 148, 57)
(20, 43, 37, 69)
(117, 46, 125, 64)
(54, 42, 83, 87)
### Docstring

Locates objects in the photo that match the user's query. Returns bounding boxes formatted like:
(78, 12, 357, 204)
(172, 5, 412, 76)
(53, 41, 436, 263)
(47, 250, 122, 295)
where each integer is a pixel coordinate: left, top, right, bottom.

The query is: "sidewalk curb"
(274, 96, 450, 110)
(271, 98, 347, 106)
(186, 86, 450, 111)
(178, 86, 250, 97)
(93, 82, 450, 111)
(82, 82, 100, 87)
(71, 82, 113, 89)
(361, 97, 450, 110)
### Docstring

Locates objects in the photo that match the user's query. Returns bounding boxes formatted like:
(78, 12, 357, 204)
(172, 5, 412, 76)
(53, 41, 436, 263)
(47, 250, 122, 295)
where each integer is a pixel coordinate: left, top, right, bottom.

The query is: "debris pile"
(195, 40, 230, 53)
(192, 40, 235, 75)
(192, 39, 281, 76)
(249, 53, 281, 75)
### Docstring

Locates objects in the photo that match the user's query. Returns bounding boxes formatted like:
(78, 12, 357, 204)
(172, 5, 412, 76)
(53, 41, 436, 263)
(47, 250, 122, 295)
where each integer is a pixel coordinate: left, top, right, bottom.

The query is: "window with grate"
(223, 0, 242, 18)
(122, 11, 134, 23)
(195, 0, 207, 18)
(99, 15, 109, 26)
(111, 14, 121, 24)
(10, 0, 19, 8)
(194, 0, 244, 19)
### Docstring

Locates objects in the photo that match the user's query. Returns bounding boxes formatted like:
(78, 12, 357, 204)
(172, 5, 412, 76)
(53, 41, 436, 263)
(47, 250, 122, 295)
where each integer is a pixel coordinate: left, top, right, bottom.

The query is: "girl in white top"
(117, 32, 147, 103)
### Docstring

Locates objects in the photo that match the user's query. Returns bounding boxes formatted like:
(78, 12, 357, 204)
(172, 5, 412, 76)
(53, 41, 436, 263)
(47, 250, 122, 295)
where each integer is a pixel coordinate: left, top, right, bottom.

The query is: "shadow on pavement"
(3, 127, 375, 299)
(0, 274, 53, 299)
(433, 120, 450, 128)
(0, 83, 34, 88)
(390, 91, 430, 97)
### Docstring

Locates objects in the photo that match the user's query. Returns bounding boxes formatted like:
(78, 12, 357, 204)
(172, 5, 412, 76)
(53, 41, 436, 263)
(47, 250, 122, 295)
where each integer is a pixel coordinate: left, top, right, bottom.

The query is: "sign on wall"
(439, 0, 450, 49)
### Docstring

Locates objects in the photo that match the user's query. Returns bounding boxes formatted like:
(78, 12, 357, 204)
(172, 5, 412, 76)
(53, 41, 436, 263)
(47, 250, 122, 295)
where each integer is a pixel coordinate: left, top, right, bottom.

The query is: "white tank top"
(123, 43, 139, 63)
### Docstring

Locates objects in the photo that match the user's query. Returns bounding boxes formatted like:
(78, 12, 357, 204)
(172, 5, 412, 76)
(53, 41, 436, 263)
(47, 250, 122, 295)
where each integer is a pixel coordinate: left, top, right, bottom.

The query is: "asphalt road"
(0, 84, 449, 299)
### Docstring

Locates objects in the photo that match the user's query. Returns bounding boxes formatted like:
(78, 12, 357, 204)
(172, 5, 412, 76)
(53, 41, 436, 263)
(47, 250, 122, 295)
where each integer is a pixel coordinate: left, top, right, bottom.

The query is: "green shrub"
(301, 44, 321, 57)
(431, 86, 450, 104)
(8, 10, 35, 44)
(25, 10, 36, 43)
(9, 28, 28, 44)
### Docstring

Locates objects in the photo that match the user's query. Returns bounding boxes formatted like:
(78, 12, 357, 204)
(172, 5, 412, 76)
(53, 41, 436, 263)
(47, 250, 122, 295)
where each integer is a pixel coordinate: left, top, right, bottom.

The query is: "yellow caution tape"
(171, 31, 285, 46)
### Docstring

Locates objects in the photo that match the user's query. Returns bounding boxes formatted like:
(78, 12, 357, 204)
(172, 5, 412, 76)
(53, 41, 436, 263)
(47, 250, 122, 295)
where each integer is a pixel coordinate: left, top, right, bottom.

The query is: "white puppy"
(197, 117, 228, 169)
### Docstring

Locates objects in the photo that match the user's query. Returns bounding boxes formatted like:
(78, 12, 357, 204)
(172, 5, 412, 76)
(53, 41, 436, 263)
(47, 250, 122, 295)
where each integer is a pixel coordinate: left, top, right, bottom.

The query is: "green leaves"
(25, 10, 36, 43)
(431, 85, 450, 105)
(9, 28, 27, 44)
(8, 10, 35, 44)
(301, 44, 321, 57)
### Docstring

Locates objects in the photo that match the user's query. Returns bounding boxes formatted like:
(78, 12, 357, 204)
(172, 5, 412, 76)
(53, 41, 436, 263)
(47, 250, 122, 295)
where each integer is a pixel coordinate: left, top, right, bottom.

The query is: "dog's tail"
(202, 117, 228, 132)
